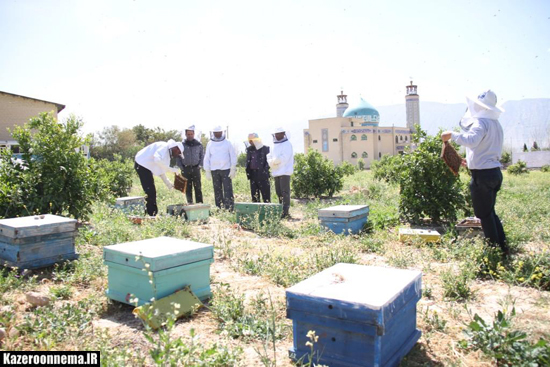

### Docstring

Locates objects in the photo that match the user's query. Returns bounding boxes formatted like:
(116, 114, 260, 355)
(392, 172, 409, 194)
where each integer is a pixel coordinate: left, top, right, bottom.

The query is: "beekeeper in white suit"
(135, 139, 184, 216)
(268, 127, 294, 219)
(203, 126, 237, 211)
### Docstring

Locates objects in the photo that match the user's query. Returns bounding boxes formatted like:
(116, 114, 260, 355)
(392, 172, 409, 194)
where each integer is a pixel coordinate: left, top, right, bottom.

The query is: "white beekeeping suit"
(135, 139, 183, 188)
(268, 127, 294, 177)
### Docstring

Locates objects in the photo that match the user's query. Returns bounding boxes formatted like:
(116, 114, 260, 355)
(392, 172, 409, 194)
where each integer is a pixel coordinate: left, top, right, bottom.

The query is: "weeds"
(441, 266, 475, 301)
(209, 284, 288, 342)
(460, 307, 550, 366)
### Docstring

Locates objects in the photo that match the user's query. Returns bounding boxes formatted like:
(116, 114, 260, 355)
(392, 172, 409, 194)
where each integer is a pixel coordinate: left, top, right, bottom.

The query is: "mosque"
(303, 82, 420, 168)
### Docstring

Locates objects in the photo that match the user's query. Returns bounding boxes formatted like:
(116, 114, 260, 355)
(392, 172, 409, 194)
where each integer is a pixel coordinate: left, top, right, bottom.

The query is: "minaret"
(405, 81, 420, 132)
(336, 90, 348, 117)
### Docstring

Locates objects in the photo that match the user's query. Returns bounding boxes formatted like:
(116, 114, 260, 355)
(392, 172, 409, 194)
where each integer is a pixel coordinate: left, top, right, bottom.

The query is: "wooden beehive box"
(398, 228, 441, 243)
(0, 214, 78, 269)
(166, 204, 210, 222)
(456, 217, 483, 238)
(235, 202, 282, 228)
(286, 263, 422, 367)
(182, 204, 210, 222)
(166, 204, 186, 217)
(115, 196, 146, 214)
(103, 236, 214, 306)
(318, 205, 369, 235)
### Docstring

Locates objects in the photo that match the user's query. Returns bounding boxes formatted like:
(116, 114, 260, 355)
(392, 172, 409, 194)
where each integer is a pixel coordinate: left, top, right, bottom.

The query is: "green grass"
(0, 168, 549, 365)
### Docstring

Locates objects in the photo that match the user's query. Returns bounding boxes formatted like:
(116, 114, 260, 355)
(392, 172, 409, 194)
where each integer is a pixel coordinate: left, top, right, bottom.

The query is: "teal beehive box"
(0, 214, 79, 270)
(235, 202, 282, 228)
(103, 237, 214, 306)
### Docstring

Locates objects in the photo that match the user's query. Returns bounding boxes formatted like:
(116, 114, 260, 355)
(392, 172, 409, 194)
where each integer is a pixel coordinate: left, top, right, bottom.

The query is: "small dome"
(343, 97, 380, 124)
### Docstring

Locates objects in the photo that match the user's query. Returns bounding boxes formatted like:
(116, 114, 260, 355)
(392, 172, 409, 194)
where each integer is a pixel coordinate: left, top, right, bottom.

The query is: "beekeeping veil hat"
(272, 127, 289, 143)
(167, 139, 184, 158)
(210, 126, 226, 141)
(464, 90, 504, 121)
(247, 132, 263, 149)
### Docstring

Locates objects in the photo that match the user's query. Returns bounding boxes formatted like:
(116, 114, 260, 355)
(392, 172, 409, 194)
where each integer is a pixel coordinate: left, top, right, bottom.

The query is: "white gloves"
(205, 169, 212, 181)
(268, 158, 281, 169)
(229, 166, 236, 179)
(160, 174, 174, 190)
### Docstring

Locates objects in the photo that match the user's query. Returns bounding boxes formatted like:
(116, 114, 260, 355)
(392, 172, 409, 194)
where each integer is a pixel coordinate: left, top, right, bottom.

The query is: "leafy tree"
(0, 113, 134, 219)
(523, 143, 528, 152)
(338, 161, 357, 176)
(1, 113, 95, 219)
(372, 126, 470, 224)
(357, 158, 365, 171)
(237, 152, 247, 168)
(292, 150, 353, 198)
(532, 141, 540, 151)
(91, 125, 139, 161)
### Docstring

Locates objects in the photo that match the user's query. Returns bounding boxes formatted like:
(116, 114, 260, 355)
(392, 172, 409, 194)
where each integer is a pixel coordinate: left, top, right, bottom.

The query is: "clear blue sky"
(1, 0, 549, 151)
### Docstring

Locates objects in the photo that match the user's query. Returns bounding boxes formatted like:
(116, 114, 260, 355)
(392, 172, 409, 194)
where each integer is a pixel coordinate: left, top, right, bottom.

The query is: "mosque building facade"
(303, 82, 420, 168)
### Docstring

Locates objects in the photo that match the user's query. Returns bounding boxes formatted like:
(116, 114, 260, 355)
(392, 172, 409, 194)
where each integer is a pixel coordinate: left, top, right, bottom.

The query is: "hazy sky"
(1, 0, 549, 152)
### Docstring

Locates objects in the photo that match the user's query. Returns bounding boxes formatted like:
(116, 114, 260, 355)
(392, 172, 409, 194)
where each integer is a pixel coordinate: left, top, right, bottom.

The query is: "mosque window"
(333, 138, 338, 142)
(322, 129, 329, 152)
(378, 135, 381, 141)
(351, 135, 357, 141)
(379, 152, 382, 158)
(362, 152, 368, 158)
(395, 136, 399, 144)
(351, 152, 357, 158)
(313, 140, 318, 143)
(400, 135, 403, 141)
(405, 136, 408, 142)
(361, 134, 367, 141)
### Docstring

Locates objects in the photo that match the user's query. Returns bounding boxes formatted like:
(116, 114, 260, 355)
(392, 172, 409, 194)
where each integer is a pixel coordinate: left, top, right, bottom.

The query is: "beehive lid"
(115, 196, 145, 205)
(287, 264, 421, 326)
(318, 205, 369, 218)
(182, 204, 210, 211)
(399, 228, 441, 242)
(103, 236, 213, 271)
(235, 202, 282, 208)
(0, 215, 77, 239)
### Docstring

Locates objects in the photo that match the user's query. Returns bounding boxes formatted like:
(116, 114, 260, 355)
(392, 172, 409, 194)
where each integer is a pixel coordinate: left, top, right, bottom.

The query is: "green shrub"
(357, 158, 365, 170)
(371, 154, 401, 184)
(1, 113, 95, 219)
(292, 150, 353, 198)
(237, 152, 247, 168)
(338, 161, 357, 176)
(89, 155, 134, 200)
(541, 165, 550, 173)
(508, 160, 529, 175)
(500, 151, 512, 165)
(373, 127, 470, 224)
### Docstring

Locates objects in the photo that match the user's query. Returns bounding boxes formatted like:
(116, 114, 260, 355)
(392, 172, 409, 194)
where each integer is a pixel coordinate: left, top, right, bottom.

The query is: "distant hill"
(377, 99, 550, 152)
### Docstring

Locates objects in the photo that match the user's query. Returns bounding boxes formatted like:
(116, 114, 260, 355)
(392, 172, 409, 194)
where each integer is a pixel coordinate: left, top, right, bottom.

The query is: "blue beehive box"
(0, 215, 79, 270)
(318, 205, 369, 235)
(286, 263, 422, 367)
(103, 236, 213, 306)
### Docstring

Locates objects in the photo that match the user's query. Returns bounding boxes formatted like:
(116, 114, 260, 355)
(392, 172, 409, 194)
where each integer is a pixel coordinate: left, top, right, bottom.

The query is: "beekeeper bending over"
(135, 139, 184, 216)
(268, 127, 294, 219)
(203, 126, 237, 211)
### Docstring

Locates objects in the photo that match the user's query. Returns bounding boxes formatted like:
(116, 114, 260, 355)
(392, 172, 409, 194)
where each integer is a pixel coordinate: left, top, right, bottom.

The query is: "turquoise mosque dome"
(343, 97, 380, 125)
